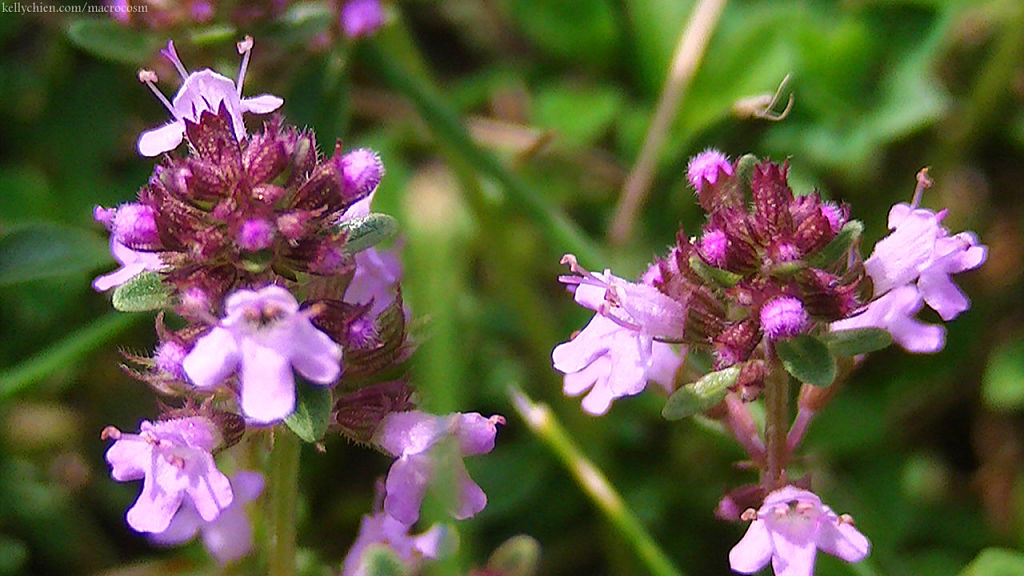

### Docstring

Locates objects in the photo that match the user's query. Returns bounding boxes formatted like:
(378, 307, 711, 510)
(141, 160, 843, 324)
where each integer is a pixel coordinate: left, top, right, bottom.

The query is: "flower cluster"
(97, 38, 501, 567)
(553, 150, 985, 575)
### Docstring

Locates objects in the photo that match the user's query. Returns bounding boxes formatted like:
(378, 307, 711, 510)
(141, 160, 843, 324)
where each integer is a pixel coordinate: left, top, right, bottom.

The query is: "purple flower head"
(373, 411, 504, 525)
(687, 148, 733, 191)
(93, 238, 165, 292)
(830, 285, 944, 353)
(342, 511, 449, 576)
(181, 285, 342, 423)
(760, 296, 808, 341)
(730, 486, 870, 576)
(699, 228, 729, 267)
(155, 340, 188, 380)
(236, 218, 276, 252)
(150, 471, 264, 563)
(103, 416, 233, 534)
(341, 0, 385, 39)
(137, 38, 283, 157)
(341, 148, 386, 198)
(110, 203, 161, 248)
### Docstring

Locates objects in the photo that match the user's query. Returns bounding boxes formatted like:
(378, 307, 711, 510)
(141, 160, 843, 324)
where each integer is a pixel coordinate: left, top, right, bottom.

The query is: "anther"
(100, 426, 122, 441)
(138, 68, 176, 115)
(236, 35, 254, 97)
(740, 508, 758, 522)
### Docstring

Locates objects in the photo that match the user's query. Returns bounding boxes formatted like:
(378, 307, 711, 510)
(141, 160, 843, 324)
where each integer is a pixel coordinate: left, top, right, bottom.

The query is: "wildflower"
(93, 238, 164, 292)
(150, 471, 264, 563)
(137, 38, 283, 156)
(373, 411, 504, 525)
(687, 148, 733, 191)
(831, 285, 944, 353)
(102, 416, 233, 533)
(760, 296, 809, 341)
(342, 512, 449, 576)
(729, 485, 870, 576)
(339, 191, 402, 315)
(341, 0, 385, 39)
(182, 285, 342, 423)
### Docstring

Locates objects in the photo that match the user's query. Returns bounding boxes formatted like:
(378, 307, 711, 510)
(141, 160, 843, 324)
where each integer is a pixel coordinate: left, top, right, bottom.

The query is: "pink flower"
(137, 38, 282, 157)
(553, 255, 685, 414)
(342, 512, 448, 576)
(182, 285, 341, 423)
(831, 285, 945, 353)
(92, 238, 164, 292)
(103, 417, 233, 534)
(687, 148, 733, 191)
(730, 486, 870, 576)
(338, 190, 402, 316)
(373, 411, 504, 525)
(341, 0, 385, 39)
(150, 471, 264, 563)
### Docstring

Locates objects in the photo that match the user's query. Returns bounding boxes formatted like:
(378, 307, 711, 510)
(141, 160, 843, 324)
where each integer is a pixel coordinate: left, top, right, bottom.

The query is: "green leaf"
(487, 535, 541, 576)
(982, 334, 1024, 412)
(810, 220, 863, 267)
(959, 548, 1024, 576)
(662, 365, 741, 420)
(336, 213, 398, 255)
(66, 19, 161, 66)
(533, 81, 623, 147)
(688, 254, 743, 288)
(0, 223, 110, 287)
(775, 335, 836, 387)
(284, 379, 334, 443)
(823, 327, 893, 357)
(359, 544, 408, 576)
(111, 272, 171, 312)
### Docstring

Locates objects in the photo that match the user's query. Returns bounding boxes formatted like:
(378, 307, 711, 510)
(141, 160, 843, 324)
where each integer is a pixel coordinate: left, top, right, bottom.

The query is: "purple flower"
(93, 238, 165, 292)
(137, 38, 283, 157)
(760, 296, 808, 341)
(150, 471, 264, 563)
(687, 148, 733, 191)
(182, 285, 342, 423)
(831, 285, 944, 353)
(342, 512, 448, 576)
(373, 411, 504, 525)
(103, 417, 233, 533)
(729, 486, 870, 576)
(338, 192, 403, 315)
(341, 0, 385, 39)
(864, 202, 986, 321)
(553, 255, 685, 414)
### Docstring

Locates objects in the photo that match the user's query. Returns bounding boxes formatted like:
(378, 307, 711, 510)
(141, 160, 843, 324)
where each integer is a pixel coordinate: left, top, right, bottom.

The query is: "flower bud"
(236, 218, 275, 252)
(760, 296, 808, 340)
(113, 203, 161, 248)
(155, 340, 188, 380)
(340, 148, 385, 200)
(687, 149, 732, 191)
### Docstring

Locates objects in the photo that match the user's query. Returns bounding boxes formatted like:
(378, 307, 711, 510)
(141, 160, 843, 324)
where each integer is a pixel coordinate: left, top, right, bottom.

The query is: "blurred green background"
(1, 1, 1023, 575)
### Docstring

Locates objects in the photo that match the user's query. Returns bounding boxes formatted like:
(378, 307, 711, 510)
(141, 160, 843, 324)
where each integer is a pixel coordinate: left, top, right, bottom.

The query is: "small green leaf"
(66, 19, 161, 66)
(0, 223, 111, 287)
(810, 220, 863, 267)
(776, 335, 836, 387)
(111, 272, 171, 312)
(982, 334, 1024, 412)
(823, 327, 893, 357)
(959, 548, 1024, 576)
(662, 365, 741, 420)
(359, 544, 408, 576)
(188, 24, 238, 46)
(688, 254, 743, 288)
(487, 535, 541, 576)
(336, 213, 398, 255)
(284, 379, 334, 443)
(769, 260, 806, 278)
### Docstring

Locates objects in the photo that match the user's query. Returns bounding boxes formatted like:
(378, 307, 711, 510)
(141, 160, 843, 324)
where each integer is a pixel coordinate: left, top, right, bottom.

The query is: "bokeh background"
(1, 1, 1023, 575)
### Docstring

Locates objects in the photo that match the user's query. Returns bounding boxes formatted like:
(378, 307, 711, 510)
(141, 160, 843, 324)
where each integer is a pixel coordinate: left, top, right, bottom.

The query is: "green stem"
(510, 387, 685, 576)
(267, 428, 301, 576)
(763, 352, 790, 490)
(360, 41, 605, 267)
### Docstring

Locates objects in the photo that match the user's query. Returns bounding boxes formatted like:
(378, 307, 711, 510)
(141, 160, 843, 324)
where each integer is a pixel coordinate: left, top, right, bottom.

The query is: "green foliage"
(776, 334, 836, 387)
(359, 544, 408, 576)
(284, 379, 335, 443)
(110, 271, 170, 312)
(982, 333, 1024, 411)
(663, 365, 740, 420)
(335, 213, 399, 255)
(485, 535, 541, 576)
(66, 19, 162, 65)
(958, 548, 1024, 576)
(823, 327, 893, 357)
(0, 224, 109, 287)
(810, 220, 863, 267)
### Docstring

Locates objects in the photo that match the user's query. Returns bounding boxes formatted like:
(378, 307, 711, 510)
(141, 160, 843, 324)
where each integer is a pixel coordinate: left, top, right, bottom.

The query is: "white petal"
(242, 94, 284, 114)
(183, 328, 240, 389)
(138, 121, 186, 157)
(729, 520, 773, 574)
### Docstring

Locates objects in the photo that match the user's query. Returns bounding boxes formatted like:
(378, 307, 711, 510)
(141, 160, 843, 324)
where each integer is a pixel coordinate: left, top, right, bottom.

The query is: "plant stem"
(510, 387, 685, 576)
(608, 0, 728, 246)
(763, 353, 789, 490)
(267, 428, 301, 576)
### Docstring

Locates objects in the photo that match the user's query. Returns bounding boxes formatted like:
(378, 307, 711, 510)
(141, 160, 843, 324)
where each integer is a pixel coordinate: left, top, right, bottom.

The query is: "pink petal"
(237, 339, 295, 423)
(183, 327, 240, 389)
(149, 502, 202, 546)
(105, 436, 150, 481)
(241, 94, 284, 114)
(200, 502, 254, 563)
(138, 121, 186, 157)
(453, 413, 500, 455)
(383, 454, 432, 525)
(288, 319, 342, 384)
(374, 411, 446, 457)
(127, 471, 185, 533)
(918, 268, 969, 321)
(817, 517, 870, 563)
(729, 520, 773, 574)
(450, 460, 487, 520)
(185, 452, 234, 522)
(769, 532, 817, 576)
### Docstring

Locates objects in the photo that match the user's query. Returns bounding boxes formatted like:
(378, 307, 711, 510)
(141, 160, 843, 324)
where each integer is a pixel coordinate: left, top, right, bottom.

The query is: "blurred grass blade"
(510, 386, 685, 576)
(361, 41, 604, 266)
(66, 19, 161, 66)
(0, 312, 140, 402)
